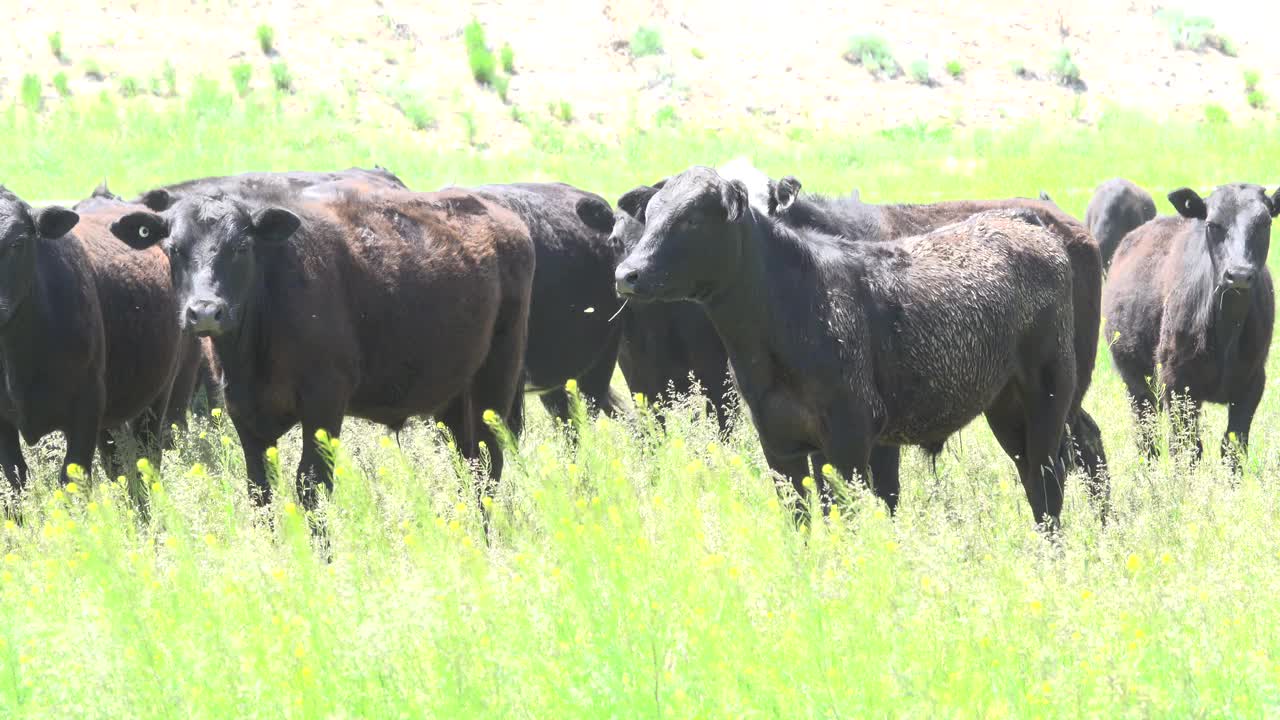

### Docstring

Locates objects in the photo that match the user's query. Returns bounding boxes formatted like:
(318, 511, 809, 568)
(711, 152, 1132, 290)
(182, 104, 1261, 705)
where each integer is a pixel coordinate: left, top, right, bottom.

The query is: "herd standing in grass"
(0, 164, 1273, 531)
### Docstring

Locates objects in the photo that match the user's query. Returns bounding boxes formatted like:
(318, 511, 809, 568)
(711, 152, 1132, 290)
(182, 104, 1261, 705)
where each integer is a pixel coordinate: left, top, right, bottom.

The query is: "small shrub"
(500, 43, 515, 74)
(257, 24, 275, 55)
(1050, 48, 1081, 88)
(163, 61, 177, 97)
(1157, 10, 1233, 55)
(83, 59, 104, 81)
(654, 104, 678, 127)
(493, 74, 510, 104)
(909, 59, 932, 85)
(1247, 90, 1268, 110)
(390, 87, 435, 130)
(464, 19, 497, 85)
(1244, 69, 1260, 93)
(270, 61, 292, 92)
(1010, 60, 1032, 79)
(690, 47, 705, 60)
(53, 72, 70, 98)
(230, 62, 253, 97)
(460, 110, 479, 146)
(844, 35, 899, 79)
(1203, 103, 1229, 125)
(551, 100, 573, 124)
(48, 32, 64, 61)
(945, 60, 964, 80)
(630, 26, 663, 57)
(20, 74, 42, 112)
(149, 75, 164, 97)
(119, 76, 140, 98)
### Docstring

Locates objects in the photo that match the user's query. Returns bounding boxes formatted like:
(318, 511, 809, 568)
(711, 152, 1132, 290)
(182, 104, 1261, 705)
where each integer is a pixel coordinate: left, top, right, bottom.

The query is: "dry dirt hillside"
(5, 0, 1278, 150)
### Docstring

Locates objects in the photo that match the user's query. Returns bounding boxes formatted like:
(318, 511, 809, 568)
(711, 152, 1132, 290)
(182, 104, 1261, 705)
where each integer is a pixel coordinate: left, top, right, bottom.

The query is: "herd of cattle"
(0, 162, 1274, 528)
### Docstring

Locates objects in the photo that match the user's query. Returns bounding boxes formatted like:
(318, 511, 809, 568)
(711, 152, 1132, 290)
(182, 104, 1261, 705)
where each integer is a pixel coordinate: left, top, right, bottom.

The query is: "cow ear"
(1270, 187, 1280, 218)
(110, 211, 169, 250)
(139, 189, 175, 212)
(574, 196, 616, 234)
(771, 176, 802, 214)
(251, 207, 301, 244)
(1168, 188, 1207, 220)
(721, 179, 749, 222)
(618, 186, 659, 223)
(33, 206, 79, 240)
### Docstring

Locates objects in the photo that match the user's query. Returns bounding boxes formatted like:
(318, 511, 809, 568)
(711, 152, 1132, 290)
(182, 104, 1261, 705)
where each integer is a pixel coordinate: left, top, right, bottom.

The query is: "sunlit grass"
(0, 97, 1279, 715)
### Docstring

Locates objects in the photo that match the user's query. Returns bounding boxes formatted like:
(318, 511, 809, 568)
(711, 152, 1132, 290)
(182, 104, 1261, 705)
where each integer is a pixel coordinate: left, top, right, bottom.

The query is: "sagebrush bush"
(909, 60, 931, 85)
(500, 43, 515, 74)
(631, 26, 663, 57)
(945, 59, 964, 79)
(1051, 48, 1081, 88)
(257, 24, 275, 55)
(844, 35, 899, 79)
(20, 74, 42, 112)
(230, 62, 253, 97)
(464, 19, 497, 85)
(52, 72, 71, 98)
(271, 61, 292, 92)
(119, 76, 140, 98)
(48, 31, 64, 61)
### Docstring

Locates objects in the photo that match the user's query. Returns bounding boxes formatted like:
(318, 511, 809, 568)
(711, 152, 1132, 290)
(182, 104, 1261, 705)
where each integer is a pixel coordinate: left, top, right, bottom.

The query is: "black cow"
(467, 184, 625, 430)
(1104, 184, 1278, 465)
(1086, 178, 1157, 268)
(0, 188, 189, 498)
(110, 186, 535, 512)
(615, 167, 1077, 527)
(590, 193, 735, 432)
(757, 169, 1108, 505)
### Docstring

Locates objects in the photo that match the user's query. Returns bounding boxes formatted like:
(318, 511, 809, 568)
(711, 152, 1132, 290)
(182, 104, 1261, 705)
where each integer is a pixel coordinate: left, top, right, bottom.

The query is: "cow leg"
(1065, 409, 1110, 517)
(62, 411, 100, 488)
(467, 296, 530, 490)
(1223, 370, 1265, 473)
(1122, 377, 1160, 459)
(0, 419, 29, 498)
(96, 428, 127, 492)
(575, 329, 624, 419)
(1021, 371, 1073, 531)
(763, 447, 816, 526)
(232, 416, 282, 507)
(297, 414, 344, 514)
(868, 445, 902, 515)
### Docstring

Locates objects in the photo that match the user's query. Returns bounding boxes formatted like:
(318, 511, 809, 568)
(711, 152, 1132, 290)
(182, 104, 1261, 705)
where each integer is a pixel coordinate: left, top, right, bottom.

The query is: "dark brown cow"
(110, 187, 535, 511)
(615, 167, 1077, 527)
(0, 188, 187, 496)
(1105, 184, 1278, 465)
(1086, 178, 1157, 268)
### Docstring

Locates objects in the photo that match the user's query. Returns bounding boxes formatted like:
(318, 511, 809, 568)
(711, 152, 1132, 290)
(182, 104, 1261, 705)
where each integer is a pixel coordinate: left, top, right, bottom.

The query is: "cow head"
(1169, 184, 1278, 293)
(614, 167, 749, 302)
(110, 195, 300, 337)
(0, 192, 78, 330)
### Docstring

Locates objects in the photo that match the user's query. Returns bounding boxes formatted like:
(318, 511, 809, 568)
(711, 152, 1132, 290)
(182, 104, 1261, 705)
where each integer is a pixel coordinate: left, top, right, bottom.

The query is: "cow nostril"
(213, 307, 224, 322)
(624, 270, 639, 284)
(185, 307, 198, 324)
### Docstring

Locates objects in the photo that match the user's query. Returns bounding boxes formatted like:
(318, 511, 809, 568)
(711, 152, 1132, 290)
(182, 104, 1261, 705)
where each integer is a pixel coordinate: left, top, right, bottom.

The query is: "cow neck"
(209, 269, 268, 392)
(0, 291, 40, 385)
(702, 215, 820, 399)
(1209, 286, 1253, 376)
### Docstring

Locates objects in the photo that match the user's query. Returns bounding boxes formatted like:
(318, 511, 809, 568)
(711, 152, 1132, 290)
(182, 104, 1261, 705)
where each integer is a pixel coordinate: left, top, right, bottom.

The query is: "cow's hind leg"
(1064, 409, 1110, 517)
(460, 295, 530, 493)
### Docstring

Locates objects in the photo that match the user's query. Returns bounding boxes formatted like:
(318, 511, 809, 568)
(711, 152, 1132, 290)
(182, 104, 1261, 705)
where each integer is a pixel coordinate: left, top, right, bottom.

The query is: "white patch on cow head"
(716, 157, 771, 215)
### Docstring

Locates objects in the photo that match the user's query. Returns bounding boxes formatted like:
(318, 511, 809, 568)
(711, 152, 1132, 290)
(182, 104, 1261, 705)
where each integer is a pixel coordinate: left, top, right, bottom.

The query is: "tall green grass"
(1, 97, 1280, 716)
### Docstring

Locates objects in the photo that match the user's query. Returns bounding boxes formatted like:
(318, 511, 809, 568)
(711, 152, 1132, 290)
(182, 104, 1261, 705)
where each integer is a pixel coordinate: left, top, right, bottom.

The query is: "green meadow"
(1, 90, 1280, 717)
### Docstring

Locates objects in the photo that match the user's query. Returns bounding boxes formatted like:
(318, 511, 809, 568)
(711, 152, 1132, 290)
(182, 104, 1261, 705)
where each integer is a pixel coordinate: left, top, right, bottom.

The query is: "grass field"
(2, 93, 1280, 717)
